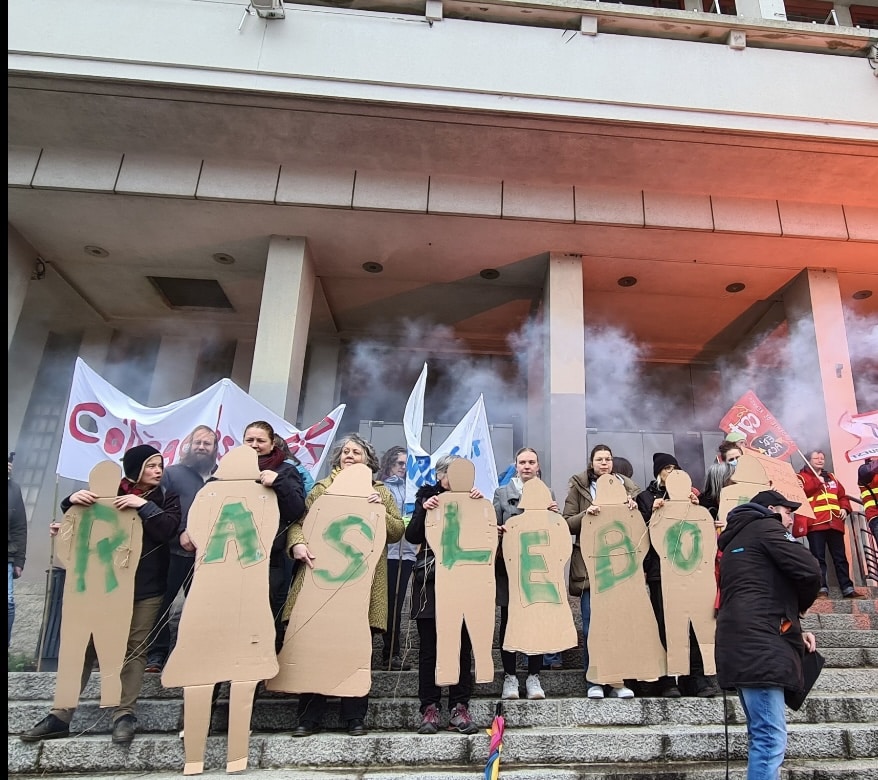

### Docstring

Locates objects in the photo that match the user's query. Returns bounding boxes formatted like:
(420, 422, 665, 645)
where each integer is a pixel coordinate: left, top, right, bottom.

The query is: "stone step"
(9, 722, 878, 776)
(8, 758, 878, 780)
(10, 667, 877, 704)
(8, 690, 877, 737)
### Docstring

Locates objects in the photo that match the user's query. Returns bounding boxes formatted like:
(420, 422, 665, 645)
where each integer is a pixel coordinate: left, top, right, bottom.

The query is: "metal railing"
(847, 495, 878, 585)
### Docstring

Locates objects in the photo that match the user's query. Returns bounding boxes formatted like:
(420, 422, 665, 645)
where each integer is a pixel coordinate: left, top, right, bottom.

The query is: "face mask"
(728, 458, 738, 467)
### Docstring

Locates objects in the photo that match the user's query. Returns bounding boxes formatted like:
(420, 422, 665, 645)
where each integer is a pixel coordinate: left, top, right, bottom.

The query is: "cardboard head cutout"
(426, 458, 496, 685)
(502, 477, 576, 655)
(269, 463, 386, 698)
(162, 445, 278, 775)
(53, 460, 141, 711)
(579, 474, 666, 684)
(648, 469, 717, 676)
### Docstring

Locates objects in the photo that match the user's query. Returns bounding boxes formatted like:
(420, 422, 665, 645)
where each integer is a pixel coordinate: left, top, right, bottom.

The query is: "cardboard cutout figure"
(427, 458, 496, 685)
(718, 449, 814, 526)
(268, 463, 386, 697)
(53, 460, 141, 710)
(581, 474, 667, 684)
(162, 446, 278, 775)
(502, 477, 576, 655)
(648, 470, 717, 676)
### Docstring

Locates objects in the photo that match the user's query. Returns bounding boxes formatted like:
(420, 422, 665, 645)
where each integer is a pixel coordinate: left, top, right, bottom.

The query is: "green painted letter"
(314, 514, 374, 585)
(664, 521, 702, 573)
(518, 529, 560, 605)
(440, 502, 491, 569)
(594, 520, 637, 593)
(203, 500, 264, 566)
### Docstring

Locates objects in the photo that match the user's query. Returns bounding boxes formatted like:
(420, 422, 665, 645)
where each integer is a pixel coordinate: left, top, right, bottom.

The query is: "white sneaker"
(502, 673, 520, 700)
(525, 674, 545, 700)
(587, 684, 605, 699)
(609, 685, 635, 699)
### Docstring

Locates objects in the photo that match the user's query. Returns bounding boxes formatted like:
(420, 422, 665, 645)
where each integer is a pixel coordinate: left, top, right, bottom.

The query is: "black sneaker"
(292, 720, 319, 737)
(347, 718, 367, 736)
(417, 704, 440, 735)
(388, 656, 411, 671)
(447, 703, 478, 735)
(19, 714, 70, 743)
(111, 715, 136, 745)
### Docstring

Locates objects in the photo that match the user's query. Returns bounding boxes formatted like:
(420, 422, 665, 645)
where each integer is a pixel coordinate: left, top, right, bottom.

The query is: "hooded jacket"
(404, 481, 445, 619)
(715, 502, 821, 694)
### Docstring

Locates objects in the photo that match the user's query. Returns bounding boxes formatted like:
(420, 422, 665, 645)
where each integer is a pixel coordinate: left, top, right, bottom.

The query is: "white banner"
(403, 362, 431, 508)
(57, 358, 345, 482)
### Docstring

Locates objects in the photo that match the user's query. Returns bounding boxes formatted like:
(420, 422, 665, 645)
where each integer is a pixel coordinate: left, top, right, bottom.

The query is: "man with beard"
(145, 425, 219, 674)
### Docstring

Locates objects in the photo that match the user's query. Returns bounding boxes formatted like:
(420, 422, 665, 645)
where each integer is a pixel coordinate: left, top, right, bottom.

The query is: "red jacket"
(859, 462, 878, 523)
(797, 468, 851, 534)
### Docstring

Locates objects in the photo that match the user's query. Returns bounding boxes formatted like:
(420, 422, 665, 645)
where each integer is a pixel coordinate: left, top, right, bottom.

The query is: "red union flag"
(839, 409, 878, 462)
(718, 390, 798, 460)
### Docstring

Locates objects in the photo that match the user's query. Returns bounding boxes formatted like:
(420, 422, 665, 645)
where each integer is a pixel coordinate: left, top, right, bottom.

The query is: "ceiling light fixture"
(725, 282, 746, 293)
(212, 253, 236, 265)
(852, 290, 872, 300)
(480, 268, 500, 280)
(84, 245, 109, 258)
(617, 276, 637, 288)
(362, 262, 384, 274)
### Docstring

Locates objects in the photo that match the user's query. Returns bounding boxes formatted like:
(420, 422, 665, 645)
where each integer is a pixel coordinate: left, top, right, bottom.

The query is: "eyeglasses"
(395, 460, 406, 467)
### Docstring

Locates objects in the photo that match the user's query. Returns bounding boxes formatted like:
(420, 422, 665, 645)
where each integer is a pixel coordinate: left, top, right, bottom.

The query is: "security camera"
(250, 0, 285, 19)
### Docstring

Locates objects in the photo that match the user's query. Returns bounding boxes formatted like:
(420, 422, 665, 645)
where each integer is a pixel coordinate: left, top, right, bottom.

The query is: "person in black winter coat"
(715, 490, 821, 780)
(635, 452, 719, 698)
(241, 421, 306, 651)
(8, 460, 28, 647)
(20, 444, 182, 746)
(405, 454, 484, 736)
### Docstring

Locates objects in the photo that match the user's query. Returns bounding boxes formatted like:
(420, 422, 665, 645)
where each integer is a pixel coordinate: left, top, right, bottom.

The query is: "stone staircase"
(8, 592, 878, 779)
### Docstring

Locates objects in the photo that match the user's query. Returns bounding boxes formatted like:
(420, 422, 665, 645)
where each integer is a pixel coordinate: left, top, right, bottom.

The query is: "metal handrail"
(846, 495, 878, 585)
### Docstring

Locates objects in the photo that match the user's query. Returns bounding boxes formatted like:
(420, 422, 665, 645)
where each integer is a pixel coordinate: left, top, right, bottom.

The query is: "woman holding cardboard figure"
(283, 433, 405, 737)
(240, 421, 306, 650)
(493, 446, 560, 701)
(563, 443, 640, 700)
(405, 453, 486, 736)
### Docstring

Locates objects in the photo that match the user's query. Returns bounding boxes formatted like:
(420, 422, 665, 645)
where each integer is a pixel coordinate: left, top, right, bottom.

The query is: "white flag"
(430, 394, 499, 500)
(403, 362, 432, 508)
(57, 358, 345, 482)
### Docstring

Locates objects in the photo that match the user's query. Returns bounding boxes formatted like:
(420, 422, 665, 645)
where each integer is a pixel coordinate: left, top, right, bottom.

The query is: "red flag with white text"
(718, 390, 798, 460)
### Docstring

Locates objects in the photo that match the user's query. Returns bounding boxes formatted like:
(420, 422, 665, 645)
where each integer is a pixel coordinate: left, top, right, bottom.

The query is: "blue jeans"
(738, 686, 787, 780)
(580, 589, 596, 686)
(8, 562, 15, 648)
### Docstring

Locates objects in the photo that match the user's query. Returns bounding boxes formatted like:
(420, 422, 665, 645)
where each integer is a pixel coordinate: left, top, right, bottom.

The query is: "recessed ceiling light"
(84, 245, 109, 258)
(212, 253, 235, 265)
(852, 290, 872, 300)
(617, 276, 637, 288)
(362, 262, 384, 274)
(480, 268, 500, 280)
(726, 282, 746, 293)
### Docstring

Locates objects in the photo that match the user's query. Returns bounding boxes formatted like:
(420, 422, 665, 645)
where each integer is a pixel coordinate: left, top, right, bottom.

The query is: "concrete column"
(249, 236, 315, 420)
(832, 3, 853, 26)
(299, 336, 341, 429)
(545, 253, 587, 501)
(783, 270, 860, 493)
(148, 337, 201, 406)
(8, 225, 35, 349)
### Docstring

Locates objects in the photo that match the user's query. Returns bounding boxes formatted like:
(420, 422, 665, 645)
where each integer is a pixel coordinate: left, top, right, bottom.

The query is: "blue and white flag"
(430, 394, 499, 500)
(403, 363, 432, 509)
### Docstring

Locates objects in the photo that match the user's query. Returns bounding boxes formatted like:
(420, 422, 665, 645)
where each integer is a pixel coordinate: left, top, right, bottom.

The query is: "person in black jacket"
(20, 444, 182, 745)
(8, 459, 28, 648)
(635, 452, 719, 698)
(145, 425, 219, 674)
(241, 421, 306, 651)
(715, 490, 821, 780)
(405, 454, 484, 736)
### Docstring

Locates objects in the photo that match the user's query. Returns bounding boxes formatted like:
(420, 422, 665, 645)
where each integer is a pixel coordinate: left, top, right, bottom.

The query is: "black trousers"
(296, 693, 368, 725)
(148, 553, 195, 662)
(416, 618, 473, 713)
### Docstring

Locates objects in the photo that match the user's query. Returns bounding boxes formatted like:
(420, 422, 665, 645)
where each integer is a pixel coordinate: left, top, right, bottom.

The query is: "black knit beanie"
(122, 444, 162, 483)
(652, 452, 680, 478)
